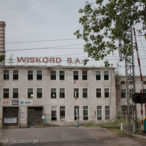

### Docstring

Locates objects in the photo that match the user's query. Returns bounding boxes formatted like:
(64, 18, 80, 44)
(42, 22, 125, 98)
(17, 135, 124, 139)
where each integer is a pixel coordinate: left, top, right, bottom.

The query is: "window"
(51, 88, 56, 98)
(97, 106, 102, 120)
(60, 106, 65, 120)
(73, 71, 78, 80)
(83, 106, 88, 120)
(28, 88, 33, 98)
(96, 88, 101, 98)
(74, 88, 79, 98)
(143, 81, 146, 84)
(104, 71, 109, 80)
(51, 71, 56, 80)
(13, 70, 18, 80)
(121, 105, 127, 119)
(83, 88, 88, 98)
(37, 70, 42, 80)
(121, 89, 126, 98)
(96, 71, 101, 80)
(3, 70, 9, 80)
(37, 88, 42, 98)
(74, 106, 79, 120)
(104, 88, 109, 98)
(121, 105, 134, 119)
(3, 88, 9, 98)
(13, 88, 18, 98)
(59, 71, 65, 80)
(129, 89, 134, 98)
(82, 71, 87, 80)
(51, 107, 57, 121)
(60, 88, 65, 98)
(28, 70, 33, 80)
(105, 106, 110, 120)
(129, 81, 133, 84)
(121, 81, 125, 85)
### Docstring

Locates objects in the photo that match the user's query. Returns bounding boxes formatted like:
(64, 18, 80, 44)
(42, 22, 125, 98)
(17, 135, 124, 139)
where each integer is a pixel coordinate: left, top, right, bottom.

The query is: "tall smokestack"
(0, 21, 6, 56)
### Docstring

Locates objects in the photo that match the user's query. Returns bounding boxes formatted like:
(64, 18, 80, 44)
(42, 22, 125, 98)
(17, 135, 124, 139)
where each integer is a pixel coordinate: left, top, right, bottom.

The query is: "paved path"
(0, 127, 146, 146)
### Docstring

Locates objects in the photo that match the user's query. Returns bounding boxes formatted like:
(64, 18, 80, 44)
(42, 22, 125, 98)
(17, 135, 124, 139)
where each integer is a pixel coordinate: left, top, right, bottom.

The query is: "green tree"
(0, 55, 5, 62)
(74, 0, 146, 64)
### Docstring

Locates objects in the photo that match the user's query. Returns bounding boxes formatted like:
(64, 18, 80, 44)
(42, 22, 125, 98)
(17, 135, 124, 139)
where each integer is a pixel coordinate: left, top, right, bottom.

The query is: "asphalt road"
(0, 127, 145, 146)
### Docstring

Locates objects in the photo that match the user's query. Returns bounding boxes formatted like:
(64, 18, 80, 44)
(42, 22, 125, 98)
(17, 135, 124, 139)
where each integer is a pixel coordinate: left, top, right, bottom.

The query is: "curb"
(126, 132, 146, 140)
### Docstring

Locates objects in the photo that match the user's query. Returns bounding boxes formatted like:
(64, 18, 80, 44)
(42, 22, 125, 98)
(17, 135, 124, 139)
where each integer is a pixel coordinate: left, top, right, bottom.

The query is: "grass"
(83, 121, 127, 135)
(83, 121, 143, 137)
(84, 121, 121, 129)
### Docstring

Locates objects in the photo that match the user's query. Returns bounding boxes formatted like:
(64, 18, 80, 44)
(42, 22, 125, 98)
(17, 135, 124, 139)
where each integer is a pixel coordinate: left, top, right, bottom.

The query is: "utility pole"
(125, 34, 137, 133)
(119, 26, 137, 133)
(133, 27, 144, 132)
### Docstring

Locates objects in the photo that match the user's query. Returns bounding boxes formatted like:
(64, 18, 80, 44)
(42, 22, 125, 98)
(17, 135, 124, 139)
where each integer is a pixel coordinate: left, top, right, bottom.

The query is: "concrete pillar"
(0, 21, 6, 56)
(19, 106, 27, 127)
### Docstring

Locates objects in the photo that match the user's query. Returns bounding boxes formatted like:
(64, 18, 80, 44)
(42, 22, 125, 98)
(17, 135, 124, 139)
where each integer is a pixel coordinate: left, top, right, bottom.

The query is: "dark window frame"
(51, 110, 57, 121)
(51, 88, 56, 98)
(37, 70, 42, 80)
(73, 71, 78, 80)
(28, 88, 33, 98)
(37, 88, 42, 98)
(28, 70, 33, 80)
(105, 106, 110, 120)
(59, 71, 65, 80)
(74, 106, 79, 120)
(13, 70, 19, 80)
(83, 106, 88, 120)
(96, 71, 101, 80)
(129, 89, 134, 98)
(104, 71, 109, 80)
(82, 71, 87, 80)
(60, 106, 65, 120)
(121, 81, 125, 85)
(121, 89, 126, 98)
(3, 88, 9, 98)
(3, 70, 9, 80)
(83, 88, 88, 98)
(13, 88, 19, 98)
(97, 106, 102, 120)
(104, 88, 109, 98)
(60, 88, 65, 98)
(51, 71, 56, 80)
(96, 88, 101, 98)
(74, 88, 79, 98)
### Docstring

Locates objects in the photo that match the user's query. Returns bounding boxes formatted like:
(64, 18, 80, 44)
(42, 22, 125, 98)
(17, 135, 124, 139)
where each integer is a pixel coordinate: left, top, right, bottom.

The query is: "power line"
(5, 43, 84, 52)
(6, 38, 80, 44)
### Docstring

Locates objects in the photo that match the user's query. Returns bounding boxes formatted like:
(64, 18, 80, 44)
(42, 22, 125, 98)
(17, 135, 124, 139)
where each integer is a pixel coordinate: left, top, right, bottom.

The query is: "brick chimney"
(0, 21, 6, 56)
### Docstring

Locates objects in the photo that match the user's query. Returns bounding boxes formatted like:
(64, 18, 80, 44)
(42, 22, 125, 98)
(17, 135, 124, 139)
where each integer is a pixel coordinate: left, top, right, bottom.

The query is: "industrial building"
(0, 65, 116, 127)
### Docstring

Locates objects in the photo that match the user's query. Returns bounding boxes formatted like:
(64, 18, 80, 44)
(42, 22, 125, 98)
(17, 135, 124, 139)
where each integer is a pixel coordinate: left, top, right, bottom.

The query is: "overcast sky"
(0, 0, 146, 75)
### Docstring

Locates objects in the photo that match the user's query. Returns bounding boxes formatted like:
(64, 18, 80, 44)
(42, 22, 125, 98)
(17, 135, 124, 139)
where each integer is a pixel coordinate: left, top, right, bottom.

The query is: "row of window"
(3, 88, 110, 99)
(121, 105, 146, 119)
(51, 106, 110, 121)
(121, 80, 146, 85)
(3, 70, 109, 81)
(121, 89, 146, 98)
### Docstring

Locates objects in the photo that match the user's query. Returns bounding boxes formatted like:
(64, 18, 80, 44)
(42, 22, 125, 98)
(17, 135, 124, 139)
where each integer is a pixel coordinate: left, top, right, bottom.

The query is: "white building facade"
(0, 65, 117, 127)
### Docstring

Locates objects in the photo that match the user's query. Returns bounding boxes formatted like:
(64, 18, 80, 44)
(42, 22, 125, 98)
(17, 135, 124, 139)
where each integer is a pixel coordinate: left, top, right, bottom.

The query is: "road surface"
(0, 127, 145, 146)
